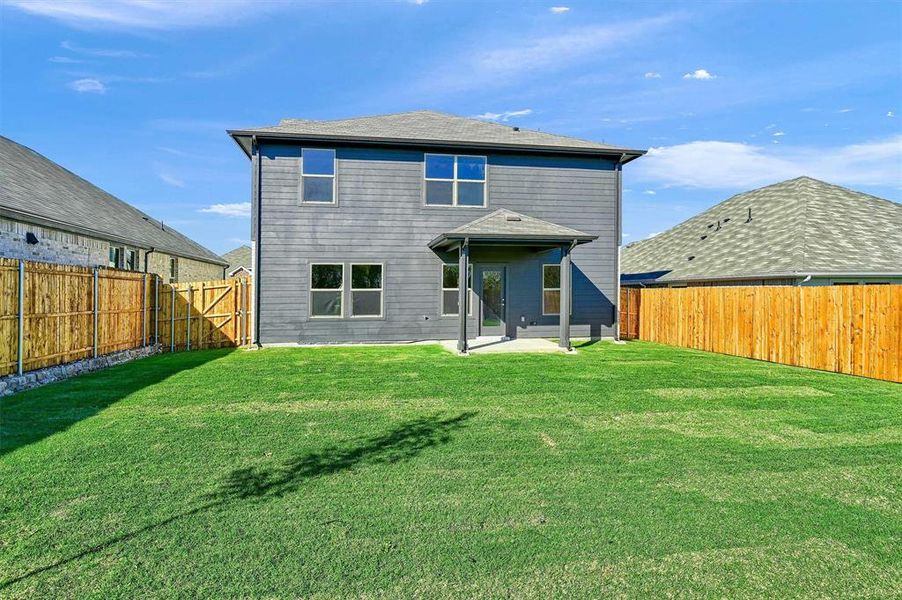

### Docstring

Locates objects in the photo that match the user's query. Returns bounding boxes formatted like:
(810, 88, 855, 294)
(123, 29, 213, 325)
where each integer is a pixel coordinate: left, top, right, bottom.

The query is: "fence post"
(170, 285, 176, 353)
(142, 273, 147, 347)
(154, 275, 159, 346)
(238, 278, 245, 346)
(17, 260, 24, 375)
(186, 285, 192, 351)
(92, 267, 99, 358)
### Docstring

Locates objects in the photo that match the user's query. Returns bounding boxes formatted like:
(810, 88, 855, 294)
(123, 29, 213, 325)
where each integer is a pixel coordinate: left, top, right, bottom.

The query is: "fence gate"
(619, 287, 641, 340)
(156, 278, 252, 352)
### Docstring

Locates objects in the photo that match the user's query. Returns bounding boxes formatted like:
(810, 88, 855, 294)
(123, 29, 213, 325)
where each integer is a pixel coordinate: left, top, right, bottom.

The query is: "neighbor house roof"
(0, 136, 226, 266)
(621, 177, 902, 284)
(228, 110, 645, 160)
(429, 209, 596, 249)
(223, 245, 252, 274)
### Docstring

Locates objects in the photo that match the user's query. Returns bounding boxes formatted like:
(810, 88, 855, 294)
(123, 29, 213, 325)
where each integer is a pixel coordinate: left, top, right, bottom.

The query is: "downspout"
(252, 135, 262, 347)
(614, 154, 625, 341)
(143, 247, 156, 274)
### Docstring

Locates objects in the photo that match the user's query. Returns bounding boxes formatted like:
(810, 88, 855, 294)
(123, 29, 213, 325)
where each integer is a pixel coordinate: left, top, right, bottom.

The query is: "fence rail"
(0, 258, 252, 377)
(627, 285, 901, 383)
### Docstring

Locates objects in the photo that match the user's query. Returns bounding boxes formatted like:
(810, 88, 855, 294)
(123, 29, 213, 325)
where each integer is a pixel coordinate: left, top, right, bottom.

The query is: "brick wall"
(0, 217, 223, 282)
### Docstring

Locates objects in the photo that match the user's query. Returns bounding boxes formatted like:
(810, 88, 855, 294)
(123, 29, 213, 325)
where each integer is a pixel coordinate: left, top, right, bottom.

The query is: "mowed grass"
(1, 341, 900, 598)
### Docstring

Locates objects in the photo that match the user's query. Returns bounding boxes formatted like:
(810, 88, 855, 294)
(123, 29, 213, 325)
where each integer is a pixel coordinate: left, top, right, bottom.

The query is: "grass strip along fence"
(0, 258, 252, 377)
(621, 285, 901, 383)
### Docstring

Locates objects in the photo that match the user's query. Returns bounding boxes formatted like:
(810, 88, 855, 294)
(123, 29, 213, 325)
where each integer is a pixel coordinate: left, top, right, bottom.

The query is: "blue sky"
(1, 0, 900, 254)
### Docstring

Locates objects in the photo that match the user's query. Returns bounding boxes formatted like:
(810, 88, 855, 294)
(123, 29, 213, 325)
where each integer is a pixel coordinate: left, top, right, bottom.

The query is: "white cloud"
(68, 78, 106, 93)
(644, 72, 662, 79)
(634, 136, 902, 189)
(8, 0, 272, 29)
(888, 111, 895, 118)
(49, 56, 86, 64)
(158, 172, 185, 188)
(683, 68, 716, 80)
(60, 40, 146, 58)
(473, 109, 533, 122)
(425, 13, 682, 93)
(408, 0, 429, 4)
(838, 107, 854, 113)
(550, 6, 570, 13)
(643, 189, 657, 195)
(646, 232, 662, 239)
(200, 202, 251, 217)
(772, 131, 785, 136)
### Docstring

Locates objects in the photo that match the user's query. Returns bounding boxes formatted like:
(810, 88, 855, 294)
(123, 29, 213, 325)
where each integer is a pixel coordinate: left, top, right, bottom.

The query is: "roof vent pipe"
(746, 208, 753, 223)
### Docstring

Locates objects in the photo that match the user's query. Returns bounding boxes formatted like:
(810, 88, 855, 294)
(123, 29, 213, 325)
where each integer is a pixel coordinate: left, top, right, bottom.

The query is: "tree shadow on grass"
(1, 411, 477, 590)
(0, 349, 236, 458)
(212, 411, 477, 501)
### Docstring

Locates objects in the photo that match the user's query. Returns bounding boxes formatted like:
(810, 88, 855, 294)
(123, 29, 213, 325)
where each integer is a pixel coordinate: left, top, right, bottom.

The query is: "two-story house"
(228, 111, 643, 352)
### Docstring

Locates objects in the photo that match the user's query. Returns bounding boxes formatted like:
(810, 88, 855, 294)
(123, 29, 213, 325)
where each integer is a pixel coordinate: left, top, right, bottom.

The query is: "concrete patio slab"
(439, 336, 573, 355)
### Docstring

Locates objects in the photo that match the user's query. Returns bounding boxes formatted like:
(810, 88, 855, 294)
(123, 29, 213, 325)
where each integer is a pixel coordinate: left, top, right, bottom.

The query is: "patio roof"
(428, 209, 597, 250)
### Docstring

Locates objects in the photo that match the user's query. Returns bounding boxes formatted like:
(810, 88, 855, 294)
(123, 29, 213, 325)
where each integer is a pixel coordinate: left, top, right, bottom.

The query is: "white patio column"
(457, 240, 469, 354)
(559, 243, 572, 350)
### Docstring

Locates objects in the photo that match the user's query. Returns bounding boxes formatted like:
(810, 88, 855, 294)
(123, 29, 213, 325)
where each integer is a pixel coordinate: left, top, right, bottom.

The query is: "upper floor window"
(425, 154, 486, 207)
(301, 148, 336, 204)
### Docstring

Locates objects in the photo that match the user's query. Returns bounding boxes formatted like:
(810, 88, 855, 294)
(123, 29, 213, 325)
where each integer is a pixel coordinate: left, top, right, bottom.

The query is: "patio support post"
(457, 240, 469, 354)
(559, 243, 572, 350)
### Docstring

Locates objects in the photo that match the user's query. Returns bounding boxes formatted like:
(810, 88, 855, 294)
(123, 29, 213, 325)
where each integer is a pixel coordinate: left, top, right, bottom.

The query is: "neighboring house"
(0, 135, 226, 282)
(222, 244, 253, 278)
(621, 177, 902, 287)
(228, 110, 644, 350)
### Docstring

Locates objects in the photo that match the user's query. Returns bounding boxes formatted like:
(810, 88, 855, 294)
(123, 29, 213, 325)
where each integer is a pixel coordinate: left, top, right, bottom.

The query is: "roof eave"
(429, 233, 597, 250)
(0, 206, 228, 266)
(227, 129, 645, 159)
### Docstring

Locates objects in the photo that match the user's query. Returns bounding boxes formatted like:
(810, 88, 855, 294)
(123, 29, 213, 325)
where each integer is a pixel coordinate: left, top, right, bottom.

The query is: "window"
(441, 264, 473, 316)
(542, 264, 572, 315)
(301, 148, 336, 204)
(351, 264, 383, 317)
(169, 257, 178, 283)
(310, 263, 344, 317)
(109, 246, 122, 268)
(126, 248, 138, 271)
(425, 154, 486, 207)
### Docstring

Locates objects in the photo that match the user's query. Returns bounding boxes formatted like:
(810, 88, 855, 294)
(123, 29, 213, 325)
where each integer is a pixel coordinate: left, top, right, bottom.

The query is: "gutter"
(227, 129, 647, 161)
(622, 271, 902, 286)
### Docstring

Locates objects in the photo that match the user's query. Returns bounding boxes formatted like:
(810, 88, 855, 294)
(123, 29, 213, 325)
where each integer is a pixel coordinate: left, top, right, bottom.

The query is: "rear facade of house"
(230, 111, 643, 345)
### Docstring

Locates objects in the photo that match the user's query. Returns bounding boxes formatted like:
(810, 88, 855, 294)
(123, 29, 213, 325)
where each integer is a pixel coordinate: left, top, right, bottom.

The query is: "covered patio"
(428, 209, 596, 355)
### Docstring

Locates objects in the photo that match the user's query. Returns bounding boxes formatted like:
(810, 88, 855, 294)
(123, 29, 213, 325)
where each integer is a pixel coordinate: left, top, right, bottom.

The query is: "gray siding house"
(229, 111, 643, 350)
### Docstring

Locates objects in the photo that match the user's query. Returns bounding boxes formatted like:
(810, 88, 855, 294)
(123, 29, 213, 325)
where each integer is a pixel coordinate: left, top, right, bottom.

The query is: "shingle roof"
(222, 245, 252, 273)
(229, 110, 643, 157)
(429, 209, 596, 249)
(621, 177, 902, 283)
(0, 136, 226, 266)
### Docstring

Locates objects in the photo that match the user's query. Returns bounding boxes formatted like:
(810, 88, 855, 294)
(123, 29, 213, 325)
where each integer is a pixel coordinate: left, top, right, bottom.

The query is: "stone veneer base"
(0, 345, 162, 397)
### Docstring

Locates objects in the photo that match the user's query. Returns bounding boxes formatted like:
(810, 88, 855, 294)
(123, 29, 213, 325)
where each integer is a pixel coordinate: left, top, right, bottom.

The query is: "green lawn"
(1, 341, 900, 598)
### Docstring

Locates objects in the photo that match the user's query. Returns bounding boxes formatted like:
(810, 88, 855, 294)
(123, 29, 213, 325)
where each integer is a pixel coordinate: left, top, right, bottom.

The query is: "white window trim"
(309, 262, 344, 319)
(440, 264, 473, 317)
(350, 262, 384, 319)
(424, 153, 487, 208)
(300, 148, 337, 205)
(542, 264, 572, 316)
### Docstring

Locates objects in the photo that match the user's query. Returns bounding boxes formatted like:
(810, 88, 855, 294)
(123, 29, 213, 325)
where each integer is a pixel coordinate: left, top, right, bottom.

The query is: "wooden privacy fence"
(0, 258, 252, 377)
(629, 285, 902, 383)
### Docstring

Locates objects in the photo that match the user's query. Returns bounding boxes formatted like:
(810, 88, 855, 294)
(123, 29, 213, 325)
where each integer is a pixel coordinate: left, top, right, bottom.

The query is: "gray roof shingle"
(429, 209, 596, 249)
(621, 177, 902, 283)
(223, 245, 252, 273)
(0, 136, 226, 265)
(229, 110, 643, 156)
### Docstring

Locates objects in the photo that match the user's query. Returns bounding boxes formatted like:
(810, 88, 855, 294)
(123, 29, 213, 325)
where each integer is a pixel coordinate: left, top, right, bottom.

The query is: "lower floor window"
(126, 248, 138, 271)
(310, 263, 344, 317)
(441, 264, 472, 316)
(109, 246, 122, 268)
(542, 264, 572, 315)
(351, 264, 383, 317)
